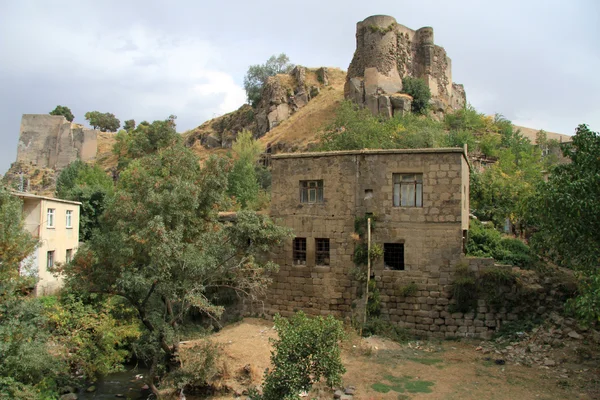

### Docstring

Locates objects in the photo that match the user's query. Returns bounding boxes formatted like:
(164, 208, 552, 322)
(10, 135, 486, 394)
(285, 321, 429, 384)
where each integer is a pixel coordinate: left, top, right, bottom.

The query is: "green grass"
(372, 374, 435, 395)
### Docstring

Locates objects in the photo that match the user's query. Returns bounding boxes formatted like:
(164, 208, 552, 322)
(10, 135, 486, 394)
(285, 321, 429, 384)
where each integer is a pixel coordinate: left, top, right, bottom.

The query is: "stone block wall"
(16, 114, 98, 170)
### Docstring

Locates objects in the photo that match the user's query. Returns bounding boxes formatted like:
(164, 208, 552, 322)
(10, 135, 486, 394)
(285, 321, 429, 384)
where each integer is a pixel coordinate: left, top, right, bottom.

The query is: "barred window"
(384, 243, 404, 270)
(315, 238, 330, 266)
(300, 180, 323, 203)
(293, 238, 307, 265)
(393, 174, 423, 207)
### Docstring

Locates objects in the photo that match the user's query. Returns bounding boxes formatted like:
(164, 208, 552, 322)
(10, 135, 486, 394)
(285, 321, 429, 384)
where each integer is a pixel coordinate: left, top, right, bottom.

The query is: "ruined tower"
(345, 15, 466, 118)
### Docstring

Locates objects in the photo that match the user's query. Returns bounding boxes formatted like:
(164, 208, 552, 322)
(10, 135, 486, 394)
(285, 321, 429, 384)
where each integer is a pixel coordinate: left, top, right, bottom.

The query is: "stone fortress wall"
(16, 114, 98, 170)
(345, 15, 467, 118)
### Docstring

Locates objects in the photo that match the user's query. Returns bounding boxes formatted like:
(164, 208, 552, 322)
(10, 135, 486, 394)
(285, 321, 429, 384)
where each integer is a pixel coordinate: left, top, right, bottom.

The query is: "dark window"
(315, 238, 330, 266)
(384, 243, 404, 270)
(47, 251, 55, 269)
(393, 174, 423, 207)
(293, 238, 307, 265)
(300, 180, 324, 203)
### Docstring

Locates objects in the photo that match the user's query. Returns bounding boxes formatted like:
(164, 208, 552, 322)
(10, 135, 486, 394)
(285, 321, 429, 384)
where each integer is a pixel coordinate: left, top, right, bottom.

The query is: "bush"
(257, 312, 346, 400)
(361, 318, 411, 343)
(449, 264, 477, 313)
(244, 54, 294, 107)
(401, 77, 431, 115)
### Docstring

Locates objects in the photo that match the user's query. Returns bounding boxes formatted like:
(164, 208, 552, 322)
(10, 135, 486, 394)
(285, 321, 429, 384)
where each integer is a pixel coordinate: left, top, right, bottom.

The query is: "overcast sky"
(1, 0, 599, 173)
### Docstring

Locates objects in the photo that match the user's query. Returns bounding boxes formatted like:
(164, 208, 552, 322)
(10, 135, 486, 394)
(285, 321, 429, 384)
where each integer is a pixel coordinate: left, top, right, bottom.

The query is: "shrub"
(361, 318, 411, 343)
(401, 77, 431, 115)
(257, 312, 346, 400)
(166, 340, 221, 389)
(398, 282, 418, 297)
(449, 264, 477, 313)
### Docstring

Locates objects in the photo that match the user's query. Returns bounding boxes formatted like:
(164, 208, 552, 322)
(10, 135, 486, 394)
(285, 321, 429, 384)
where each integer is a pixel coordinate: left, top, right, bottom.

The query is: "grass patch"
(408, 357, 443, 365)
(372, 375, 435, 395)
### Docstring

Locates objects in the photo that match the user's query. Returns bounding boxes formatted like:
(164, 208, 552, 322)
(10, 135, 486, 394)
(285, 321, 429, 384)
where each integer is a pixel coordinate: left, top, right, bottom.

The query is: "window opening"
(315, 238, 330, 266)
(293, 238, 307, 265)
(384, 243, 404, 270)
(300, 180, 324, 203)
(393, 174, 423, 207)
(47, 208, 55, 228)
(47, 251, 55, 269)
(66, 210, 73, 228)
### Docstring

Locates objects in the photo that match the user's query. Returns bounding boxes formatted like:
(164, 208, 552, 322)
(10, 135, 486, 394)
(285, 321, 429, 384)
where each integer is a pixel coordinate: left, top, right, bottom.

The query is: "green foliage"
(0, 185, 38, 297)
(319, 102, 445, 151)
(62, 143, 292, 392)
(55, 160, 114, 241)
(401, 76, 431, 114)
(165, 340, 221, 388)
(84, 111, 120, 132)
(113, 117, 181, 171)
(372, 375, 434, 394)
(361, 318, 411, 343)
(258, 312, 346, 400)
(123, 119, 136, 132)
(353, 242, 383, 268)
(366, 279, 381, 317)
(398, 282, 418, 297)
(49, 105, 74, 122)
(449, 264, 477, 313)
(227, 130, 265, 209)
(567, 272, 600, 324)
(244, 53, 294, 107)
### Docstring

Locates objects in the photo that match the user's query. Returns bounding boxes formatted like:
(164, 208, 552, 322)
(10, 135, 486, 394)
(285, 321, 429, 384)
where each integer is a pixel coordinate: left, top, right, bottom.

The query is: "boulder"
(344, 78, 364, 104)
(378, 95, 392, 118)
(390, 94, 412, 117)
(316, 67, 329, 85)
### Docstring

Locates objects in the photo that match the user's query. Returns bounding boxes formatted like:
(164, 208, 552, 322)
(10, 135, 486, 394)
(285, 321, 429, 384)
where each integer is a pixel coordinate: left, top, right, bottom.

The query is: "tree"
(123, 119, 136, 132)
(401, 76, 431, 115)
(49, 105, 74, 122)
(61, 144, 291, 395)
(528, 124, 600, 322)
(84, 111, 121, 132)
(227, 130, 264, 209)
(55, 160, 114, 241)
(244, 53, 294, 107)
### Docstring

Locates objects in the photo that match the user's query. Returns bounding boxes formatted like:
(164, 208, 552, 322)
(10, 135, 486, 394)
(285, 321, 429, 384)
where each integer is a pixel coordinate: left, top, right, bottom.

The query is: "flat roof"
(271, 147, 467, 160)
(12, 192, 82, 206)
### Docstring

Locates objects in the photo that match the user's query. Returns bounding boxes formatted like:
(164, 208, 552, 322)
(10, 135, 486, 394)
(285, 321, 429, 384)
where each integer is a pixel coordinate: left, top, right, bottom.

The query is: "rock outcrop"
(345, 15, 466, 118)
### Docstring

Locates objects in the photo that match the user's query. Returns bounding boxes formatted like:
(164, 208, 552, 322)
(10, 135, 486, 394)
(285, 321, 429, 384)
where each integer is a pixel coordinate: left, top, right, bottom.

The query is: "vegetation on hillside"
(49, 105, 74, 122)
(401, 76, 431, 114)
(244, 53, 294, 107)
(85, 111, 121, 132)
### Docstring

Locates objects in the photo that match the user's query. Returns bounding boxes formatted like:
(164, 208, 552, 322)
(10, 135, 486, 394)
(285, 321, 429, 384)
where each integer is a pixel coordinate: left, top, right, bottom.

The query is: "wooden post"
(363, 218, 372, 328)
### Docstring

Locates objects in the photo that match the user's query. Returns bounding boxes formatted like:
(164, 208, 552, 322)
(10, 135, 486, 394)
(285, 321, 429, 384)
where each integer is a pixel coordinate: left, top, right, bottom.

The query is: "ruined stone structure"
(254, 148, 563, 339)
(16, 114, 98, 170)
(345, 15, 466, 118)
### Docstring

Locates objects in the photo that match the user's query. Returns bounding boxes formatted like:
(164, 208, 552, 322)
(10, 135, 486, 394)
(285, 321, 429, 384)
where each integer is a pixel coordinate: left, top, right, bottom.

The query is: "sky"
(1, 0, 599, 174)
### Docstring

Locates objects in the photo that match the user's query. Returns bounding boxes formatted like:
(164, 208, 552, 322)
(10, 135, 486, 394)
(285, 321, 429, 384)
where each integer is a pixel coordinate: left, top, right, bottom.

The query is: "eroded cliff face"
(345, 15, 467, 118)
(16, 114, 98, 170)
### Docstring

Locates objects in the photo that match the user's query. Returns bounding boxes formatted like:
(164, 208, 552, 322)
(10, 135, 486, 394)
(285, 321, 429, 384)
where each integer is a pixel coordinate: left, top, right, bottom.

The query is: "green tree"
(62, 144, 291, 395)
(55, 160, 114, 241)
(123, 119, 136, 132)
(256, 312, 346, 400)
(401, 76, 431, 114)
(85, 111, 121, 132)
(228, 130, 264, 209)
(49, 105, 74, 122)
(244, 53, 294, 107)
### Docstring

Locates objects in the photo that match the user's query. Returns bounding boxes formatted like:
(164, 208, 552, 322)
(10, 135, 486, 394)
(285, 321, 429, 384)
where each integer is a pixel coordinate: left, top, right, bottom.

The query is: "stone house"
(14, 192, 81, 296)
(262, 148, 473, 337)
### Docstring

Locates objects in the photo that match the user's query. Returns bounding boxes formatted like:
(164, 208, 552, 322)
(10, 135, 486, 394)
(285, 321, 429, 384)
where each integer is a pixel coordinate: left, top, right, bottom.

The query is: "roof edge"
(271, 147, 466, 159)
(12, 192, 83, 206)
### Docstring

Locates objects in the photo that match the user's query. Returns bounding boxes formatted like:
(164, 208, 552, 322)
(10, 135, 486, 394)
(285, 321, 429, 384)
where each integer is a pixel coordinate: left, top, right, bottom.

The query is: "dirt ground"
(184, 318, 599, 400)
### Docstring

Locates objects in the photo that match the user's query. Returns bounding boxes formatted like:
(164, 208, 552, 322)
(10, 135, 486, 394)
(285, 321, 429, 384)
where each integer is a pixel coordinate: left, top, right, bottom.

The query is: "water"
(77, 367, 151, 400)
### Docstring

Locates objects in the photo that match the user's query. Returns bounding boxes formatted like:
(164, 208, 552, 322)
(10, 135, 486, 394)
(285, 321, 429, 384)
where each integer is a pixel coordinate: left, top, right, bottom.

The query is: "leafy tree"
(254, 312, 346, 400)
(0, 185, 39, 297)
(228, 130, 264, 209)
(62, 144, 291, 395)
(123, 119, 136, 132)
(85, 111, 121, 132)
(401, 76, 431, 114)
(56, 160, 114, 241)
(49, 105, 74, 122)
(244, 53, 294, 107)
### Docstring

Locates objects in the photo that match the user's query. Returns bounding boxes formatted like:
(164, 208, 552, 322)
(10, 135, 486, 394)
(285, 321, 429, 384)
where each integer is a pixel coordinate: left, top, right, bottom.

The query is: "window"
(66, 210, 73, 228)
(300, 180, 323, 203)
(384, 243, 404, 270)
(66, 249, 73, 263)
(47, 251, 55, 269)
(315, 238, 330, 266)
(47, 208, 55, 228)
(393, 174, 423, 207)
(293, 238, 307, 265)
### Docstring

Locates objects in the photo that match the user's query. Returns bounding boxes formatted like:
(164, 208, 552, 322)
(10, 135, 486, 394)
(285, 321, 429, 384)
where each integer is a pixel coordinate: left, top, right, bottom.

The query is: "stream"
(77, 367, 151, 400)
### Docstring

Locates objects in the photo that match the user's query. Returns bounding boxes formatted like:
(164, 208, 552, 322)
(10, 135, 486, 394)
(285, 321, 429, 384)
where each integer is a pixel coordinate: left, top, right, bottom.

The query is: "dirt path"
(185, 319, 597, 400)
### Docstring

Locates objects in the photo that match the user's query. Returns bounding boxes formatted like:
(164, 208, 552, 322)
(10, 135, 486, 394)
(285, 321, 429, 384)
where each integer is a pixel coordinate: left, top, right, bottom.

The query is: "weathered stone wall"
(345, 15, 467, 118)
(16, 114, 98, 170)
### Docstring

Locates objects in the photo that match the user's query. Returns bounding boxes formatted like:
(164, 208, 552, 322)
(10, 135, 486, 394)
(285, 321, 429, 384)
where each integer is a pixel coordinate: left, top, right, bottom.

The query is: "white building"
(14, 193, 81, 296)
